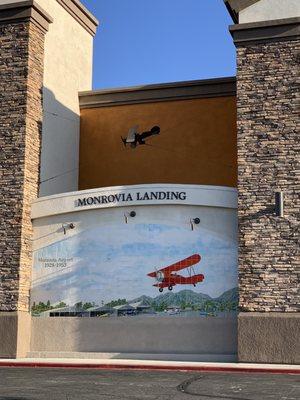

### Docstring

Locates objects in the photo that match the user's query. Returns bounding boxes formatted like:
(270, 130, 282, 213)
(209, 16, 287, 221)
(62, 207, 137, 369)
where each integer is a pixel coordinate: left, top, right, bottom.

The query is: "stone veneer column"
(230, 18, 300, 364)
(0, 1, 52, 358)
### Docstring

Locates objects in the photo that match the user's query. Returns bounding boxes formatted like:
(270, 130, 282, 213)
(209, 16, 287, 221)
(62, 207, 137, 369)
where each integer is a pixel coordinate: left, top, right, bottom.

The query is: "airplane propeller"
(122, 125, 160, 148)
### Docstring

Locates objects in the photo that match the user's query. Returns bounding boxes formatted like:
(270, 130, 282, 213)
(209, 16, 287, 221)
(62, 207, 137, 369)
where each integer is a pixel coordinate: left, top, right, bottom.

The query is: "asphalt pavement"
(0, 368, 299, 400)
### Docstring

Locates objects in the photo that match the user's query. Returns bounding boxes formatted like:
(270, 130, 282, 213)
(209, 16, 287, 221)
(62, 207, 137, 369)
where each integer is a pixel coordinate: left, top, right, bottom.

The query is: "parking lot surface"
(0, 368, 299, 400)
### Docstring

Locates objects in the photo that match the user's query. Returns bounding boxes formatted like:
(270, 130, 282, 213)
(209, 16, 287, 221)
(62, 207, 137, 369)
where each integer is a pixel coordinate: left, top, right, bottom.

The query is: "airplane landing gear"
(159, 287, 163, 293)
(168, 285, 173, 291)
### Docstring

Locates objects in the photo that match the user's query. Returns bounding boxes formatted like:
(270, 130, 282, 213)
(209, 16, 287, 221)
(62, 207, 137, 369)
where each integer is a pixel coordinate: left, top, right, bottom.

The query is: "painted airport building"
(0, 0, 299, 364)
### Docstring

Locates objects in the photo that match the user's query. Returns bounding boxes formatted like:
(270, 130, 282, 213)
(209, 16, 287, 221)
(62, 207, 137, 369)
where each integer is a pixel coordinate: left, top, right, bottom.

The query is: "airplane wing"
(153, 282, 169, 288)
(126, 125, 138, 143)
(148, 254, 201, 277)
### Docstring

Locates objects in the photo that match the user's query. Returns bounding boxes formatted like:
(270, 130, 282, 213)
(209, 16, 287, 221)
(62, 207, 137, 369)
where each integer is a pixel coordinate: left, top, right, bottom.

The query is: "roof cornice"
(79, 77, 236, 109)
(56, 0, 99, 36)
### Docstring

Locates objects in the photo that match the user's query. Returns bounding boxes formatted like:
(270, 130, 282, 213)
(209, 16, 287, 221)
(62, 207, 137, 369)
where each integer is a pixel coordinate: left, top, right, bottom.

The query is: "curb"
(0, 362, 299, 374)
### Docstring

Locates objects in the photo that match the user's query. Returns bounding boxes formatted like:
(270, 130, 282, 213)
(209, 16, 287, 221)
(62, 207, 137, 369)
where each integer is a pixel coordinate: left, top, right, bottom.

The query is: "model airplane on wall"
(147, 254, 204, 292)
(122, 125, 160, 148)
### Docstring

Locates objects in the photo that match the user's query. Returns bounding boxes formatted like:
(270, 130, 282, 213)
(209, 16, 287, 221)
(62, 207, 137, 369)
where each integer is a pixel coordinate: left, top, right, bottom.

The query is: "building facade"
(0, 0, 299, 363)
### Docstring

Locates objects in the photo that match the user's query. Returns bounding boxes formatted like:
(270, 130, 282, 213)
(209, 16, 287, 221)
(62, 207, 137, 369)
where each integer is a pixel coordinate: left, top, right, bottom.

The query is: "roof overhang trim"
(79, 77, 236, 109)
(56, 0, 99, 36)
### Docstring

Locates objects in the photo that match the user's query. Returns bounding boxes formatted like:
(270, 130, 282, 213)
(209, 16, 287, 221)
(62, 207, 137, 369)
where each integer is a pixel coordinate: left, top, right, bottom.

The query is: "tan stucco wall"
(239, 0, 300, 23)
(79, 96, 237, 189)
(0, 312, 31, 358)
(38, 0, 95, 196)
(238, 313, 300, 364)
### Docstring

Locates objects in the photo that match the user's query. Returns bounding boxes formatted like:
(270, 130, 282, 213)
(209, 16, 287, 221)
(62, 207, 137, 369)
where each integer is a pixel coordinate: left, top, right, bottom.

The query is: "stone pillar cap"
(0, 0, 53, 32)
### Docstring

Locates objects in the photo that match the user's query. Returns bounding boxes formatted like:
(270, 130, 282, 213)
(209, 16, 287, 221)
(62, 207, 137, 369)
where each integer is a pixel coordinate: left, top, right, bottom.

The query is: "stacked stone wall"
(0, 21, 45, 312)
(237, 39, 300, 312)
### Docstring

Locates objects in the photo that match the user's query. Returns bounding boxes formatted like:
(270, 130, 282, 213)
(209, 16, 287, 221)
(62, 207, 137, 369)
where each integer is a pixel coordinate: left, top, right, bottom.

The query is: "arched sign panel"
(30, 185, 238, 359)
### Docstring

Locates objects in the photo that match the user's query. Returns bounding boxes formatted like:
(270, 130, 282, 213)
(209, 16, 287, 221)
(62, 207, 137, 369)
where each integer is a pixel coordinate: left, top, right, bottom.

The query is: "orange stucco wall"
(79, 96, 237, 189)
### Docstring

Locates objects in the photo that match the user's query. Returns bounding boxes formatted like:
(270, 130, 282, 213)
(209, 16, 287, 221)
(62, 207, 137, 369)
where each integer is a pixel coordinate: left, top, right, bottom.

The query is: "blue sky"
(80, 0, 236, 89)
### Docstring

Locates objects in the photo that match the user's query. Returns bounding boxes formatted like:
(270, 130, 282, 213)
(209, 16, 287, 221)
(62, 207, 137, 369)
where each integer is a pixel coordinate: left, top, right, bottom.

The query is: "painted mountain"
(129, 287, 238, 311)
(32, 287, 239, 315)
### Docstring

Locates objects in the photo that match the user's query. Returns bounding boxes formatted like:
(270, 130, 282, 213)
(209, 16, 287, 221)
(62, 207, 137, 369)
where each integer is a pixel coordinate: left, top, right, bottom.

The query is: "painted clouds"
(31, 221, 237, 305)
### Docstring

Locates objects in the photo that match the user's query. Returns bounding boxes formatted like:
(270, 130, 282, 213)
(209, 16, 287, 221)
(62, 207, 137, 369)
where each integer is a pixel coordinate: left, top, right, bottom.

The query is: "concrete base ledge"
(238, 313, 300, 365)
(0, 358, 299, 374)
(27, 351, 237, 363)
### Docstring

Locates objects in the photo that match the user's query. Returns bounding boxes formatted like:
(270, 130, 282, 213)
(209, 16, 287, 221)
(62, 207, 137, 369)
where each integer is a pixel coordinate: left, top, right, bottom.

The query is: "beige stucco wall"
(37, 0, 95, 196)
(239, 0, 300, 23)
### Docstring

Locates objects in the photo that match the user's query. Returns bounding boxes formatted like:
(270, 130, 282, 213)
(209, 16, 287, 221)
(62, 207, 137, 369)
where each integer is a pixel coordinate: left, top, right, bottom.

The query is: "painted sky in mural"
(31, 221, 237, 306)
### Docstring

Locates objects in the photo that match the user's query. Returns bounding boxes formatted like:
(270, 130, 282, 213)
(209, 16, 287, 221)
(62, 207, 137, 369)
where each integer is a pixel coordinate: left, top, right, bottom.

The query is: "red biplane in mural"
(147, 254, 204, 292)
